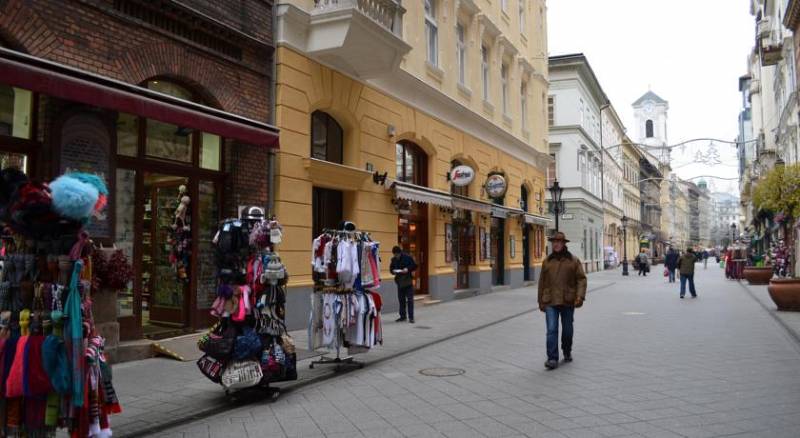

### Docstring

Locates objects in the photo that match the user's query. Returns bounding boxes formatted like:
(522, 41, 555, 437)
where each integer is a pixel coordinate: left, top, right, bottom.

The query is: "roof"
(633, 90, 668, 106)
(549, 53, 610, 105)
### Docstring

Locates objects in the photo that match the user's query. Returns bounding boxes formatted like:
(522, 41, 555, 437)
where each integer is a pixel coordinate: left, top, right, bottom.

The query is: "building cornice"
(785, 0, 800, 29)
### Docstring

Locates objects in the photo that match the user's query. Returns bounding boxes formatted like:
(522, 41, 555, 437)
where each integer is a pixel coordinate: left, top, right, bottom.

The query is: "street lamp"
(621, 215, 629, 276)
(730, 223, 737, 245)
(549, 179, 565, 232)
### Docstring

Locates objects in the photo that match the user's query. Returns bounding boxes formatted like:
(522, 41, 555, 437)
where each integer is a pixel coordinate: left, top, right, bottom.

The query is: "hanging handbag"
(221, 360, 263, 389)
(196, 354, 225, 383)
(232, 326, 262, 360)
(200, 319, 236, 360)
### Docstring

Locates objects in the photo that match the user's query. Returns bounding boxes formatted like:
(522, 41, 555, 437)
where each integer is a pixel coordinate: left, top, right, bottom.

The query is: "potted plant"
(753, 162, 800, 310)
(91, 247, 134, 357)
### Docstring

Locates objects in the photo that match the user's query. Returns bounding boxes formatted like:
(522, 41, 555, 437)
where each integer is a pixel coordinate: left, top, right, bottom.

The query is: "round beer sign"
(485, 174, 507, 199)
(450, 165, 475, 187)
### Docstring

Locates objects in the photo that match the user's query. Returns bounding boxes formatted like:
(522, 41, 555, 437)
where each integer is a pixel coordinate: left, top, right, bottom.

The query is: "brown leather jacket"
(538, 250, 588, 307)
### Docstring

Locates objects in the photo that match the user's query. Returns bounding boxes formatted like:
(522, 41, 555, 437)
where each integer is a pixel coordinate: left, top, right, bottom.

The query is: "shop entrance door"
(523, 224, 531, 281)
(454, 221, 474, 289)
(398, 204, 428, 295)
(491, 217, 505, 285)
(141, 173, 190, 334)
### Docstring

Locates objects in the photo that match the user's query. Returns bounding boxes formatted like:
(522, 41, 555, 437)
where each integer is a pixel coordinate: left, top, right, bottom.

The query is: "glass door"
(491, 217, 505, 285)
(398, 206, 428, 295)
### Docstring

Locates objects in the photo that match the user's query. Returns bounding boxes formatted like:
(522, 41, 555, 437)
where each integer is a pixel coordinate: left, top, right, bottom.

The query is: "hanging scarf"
(5, 335, 29, 398)
(64, 260, 85, 406)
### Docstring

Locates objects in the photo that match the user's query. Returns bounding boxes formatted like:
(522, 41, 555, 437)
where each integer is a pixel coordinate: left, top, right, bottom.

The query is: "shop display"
(197, 207, 296, 396)
(308, 223, 382, 369)
(0, 168, 122, 438)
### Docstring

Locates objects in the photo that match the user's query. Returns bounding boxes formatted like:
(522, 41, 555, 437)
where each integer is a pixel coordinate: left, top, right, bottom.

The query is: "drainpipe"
(267, 0, 279, 216)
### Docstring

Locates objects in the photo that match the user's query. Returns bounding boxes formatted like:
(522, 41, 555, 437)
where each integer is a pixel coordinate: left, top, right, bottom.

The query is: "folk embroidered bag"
(221, 360, 263, 389)
(196, 354, 224, 383)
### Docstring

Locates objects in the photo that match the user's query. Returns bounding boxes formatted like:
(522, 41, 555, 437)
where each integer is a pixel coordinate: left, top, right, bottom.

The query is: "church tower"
(632, 90, 670, 164)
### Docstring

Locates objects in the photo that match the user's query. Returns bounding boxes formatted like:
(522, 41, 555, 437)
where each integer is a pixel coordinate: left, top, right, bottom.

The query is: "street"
(154, 263, 800, 438)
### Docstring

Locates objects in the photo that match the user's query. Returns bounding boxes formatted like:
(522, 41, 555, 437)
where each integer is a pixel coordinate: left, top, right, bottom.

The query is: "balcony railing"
(313, 0, 404, 36)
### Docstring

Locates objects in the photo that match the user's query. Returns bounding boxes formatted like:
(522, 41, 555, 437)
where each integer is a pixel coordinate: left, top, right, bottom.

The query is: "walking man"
(538, 232, 587, 370)
(679, 247, 698, 298)
(665, 247, 679, 283)
(390, 246, 417, 323)
(702, 249, 709, 270)
(637, 249, 650, 276)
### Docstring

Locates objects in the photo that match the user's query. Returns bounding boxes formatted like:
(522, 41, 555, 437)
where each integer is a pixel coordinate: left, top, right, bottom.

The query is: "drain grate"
(419, 367, 466, 377)
(413, 325, 433, 330)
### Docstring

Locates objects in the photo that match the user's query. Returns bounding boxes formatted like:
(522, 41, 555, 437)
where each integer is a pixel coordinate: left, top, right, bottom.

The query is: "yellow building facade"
(274, 0, 551, 328)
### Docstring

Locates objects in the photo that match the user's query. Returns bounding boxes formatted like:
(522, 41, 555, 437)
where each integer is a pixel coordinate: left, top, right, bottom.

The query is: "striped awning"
(524, 213, 551, 225)
(392, 182, 453, 208)
(452, 196, 492, 213)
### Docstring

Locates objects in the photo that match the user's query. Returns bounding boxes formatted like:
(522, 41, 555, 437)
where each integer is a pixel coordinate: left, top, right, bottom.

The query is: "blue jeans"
(680, 273, 697, 297)
(545, 306, 574, 361)
(668, 268, 676, 283)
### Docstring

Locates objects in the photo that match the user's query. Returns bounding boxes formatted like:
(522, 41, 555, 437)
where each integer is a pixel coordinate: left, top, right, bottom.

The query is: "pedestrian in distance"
(702, 249, 709, 269)
(679, 247, 698, 298)
(636, 249, 650, 276)
(390, 246, 417, 323)
(538, 232, 587, 370)
(665, 247, 679, 283)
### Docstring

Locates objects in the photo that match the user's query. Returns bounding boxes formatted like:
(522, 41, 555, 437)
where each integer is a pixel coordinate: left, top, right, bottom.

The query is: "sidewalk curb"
(736, 280, 800, 354)
(123, 281, 615, 437)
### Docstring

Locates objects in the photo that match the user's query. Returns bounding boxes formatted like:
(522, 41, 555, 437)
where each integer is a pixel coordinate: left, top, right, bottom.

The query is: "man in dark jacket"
(665, 247, 679, 283)
(679, 247, 698, 298)
(538, 232, 587, 370)
(390, 246, 417, 323)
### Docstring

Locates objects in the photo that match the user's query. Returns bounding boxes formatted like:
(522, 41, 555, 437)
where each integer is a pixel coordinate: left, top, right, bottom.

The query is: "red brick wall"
(0, 0, 272, 122)
(223, 140, 271, 218)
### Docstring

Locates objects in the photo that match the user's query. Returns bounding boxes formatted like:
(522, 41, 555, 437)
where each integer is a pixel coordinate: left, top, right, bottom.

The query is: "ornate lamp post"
(730, 223, 737, 245)
(549, 180, 565, 232)
(621, 215, 629, 276)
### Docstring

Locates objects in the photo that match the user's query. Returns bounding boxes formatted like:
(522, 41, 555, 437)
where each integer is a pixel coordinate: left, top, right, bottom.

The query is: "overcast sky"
(547, 0, 753, 194)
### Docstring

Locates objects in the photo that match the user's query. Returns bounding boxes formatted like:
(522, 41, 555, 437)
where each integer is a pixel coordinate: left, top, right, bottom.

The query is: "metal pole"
(555, 204, 560, 232)
(622, 225, 629, 276)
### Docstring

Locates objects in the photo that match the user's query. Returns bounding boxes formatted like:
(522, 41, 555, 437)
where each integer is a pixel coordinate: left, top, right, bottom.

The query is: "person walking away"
(390, 246, 417, 323)
(679, 247, 698, 298)
(702, 249, 709, 269)
(665, 247, 679, 283)
(637, 249, 650, 276)
(538, 232, 587, 370)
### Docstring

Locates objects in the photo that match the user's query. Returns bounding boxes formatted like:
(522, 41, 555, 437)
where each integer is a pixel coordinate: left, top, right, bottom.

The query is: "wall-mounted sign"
(450, 165, 475, 187)
(485, 174, 507, 199)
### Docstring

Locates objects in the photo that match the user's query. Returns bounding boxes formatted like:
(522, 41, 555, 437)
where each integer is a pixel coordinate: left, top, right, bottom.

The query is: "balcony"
(277, 0, 412, 79)
(759, 30, 783, 66)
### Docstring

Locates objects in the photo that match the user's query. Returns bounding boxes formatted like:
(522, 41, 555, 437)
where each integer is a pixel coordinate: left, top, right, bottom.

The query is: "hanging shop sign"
(450, 165, 475, 187)
(485, 174, 507, 199)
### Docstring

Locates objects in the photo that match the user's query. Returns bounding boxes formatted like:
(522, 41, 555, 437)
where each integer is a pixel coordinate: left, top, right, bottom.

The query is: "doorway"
(454, 218, 474, 289)
(398, 206, 428, 295)
(140, 173, 190, 336)
(491, 217, 505, 285)
(523, 224, 531, 281)
(312, 187, 343, 237)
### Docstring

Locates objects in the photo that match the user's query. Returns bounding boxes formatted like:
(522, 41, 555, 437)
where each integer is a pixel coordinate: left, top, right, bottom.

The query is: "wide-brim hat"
(548, 231, 570, 243)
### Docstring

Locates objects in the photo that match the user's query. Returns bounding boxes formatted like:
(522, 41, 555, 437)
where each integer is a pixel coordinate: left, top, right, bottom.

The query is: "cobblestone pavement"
(152, 263, 800, 437)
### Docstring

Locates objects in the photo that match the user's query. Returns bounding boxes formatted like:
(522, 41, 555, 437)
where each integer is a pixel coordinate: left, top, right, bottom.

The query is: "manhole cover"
(413, 325, 433, 330)
(419, 367, 466, 377)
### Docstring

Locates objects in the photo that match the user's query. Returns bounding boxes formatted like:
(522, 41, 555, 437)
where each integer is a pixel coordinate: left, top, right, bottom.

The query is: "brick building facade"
(0, 0, 278, 340)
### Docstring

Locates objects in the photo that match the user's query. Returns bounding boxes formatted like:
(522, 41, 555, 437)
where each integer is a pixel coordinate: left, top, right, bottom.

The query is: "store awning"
(392, 182, 453, 208)
(490, 205, 525, 219)
(524, 213, 551, 225)
(0, 48, 279, 148)
(452, 195, 492, 213)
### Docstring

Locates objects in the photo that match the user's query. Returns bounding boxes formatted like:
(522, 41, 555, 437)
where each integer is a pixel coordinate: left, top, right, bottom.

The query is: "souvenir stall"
(0, 168, 122, 438)
(308, 222, 382, 370)
(725, 244, 747, 280)
(196, 207, 297, 396)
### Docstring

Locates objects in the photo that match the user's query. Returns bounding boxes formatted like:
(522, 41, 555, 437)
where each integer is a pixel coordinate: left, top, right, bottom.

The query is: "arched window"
(520, 185, 529, 212)
(645, 119, 654, 138)
(450, 159, 469, 197)
(310, 111, 343, 164)
(396, 141, 427, 186)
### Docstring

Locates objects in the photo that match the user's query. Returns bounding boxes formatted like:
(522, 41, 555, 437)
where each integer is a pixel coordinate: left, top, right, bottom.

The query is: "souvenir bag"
(196, 354, 225, 383)
(199, 319, 236, 360)
(232, 326, 262, 361)
(221, 360, 263, 389)
(197, 320, 221, 351)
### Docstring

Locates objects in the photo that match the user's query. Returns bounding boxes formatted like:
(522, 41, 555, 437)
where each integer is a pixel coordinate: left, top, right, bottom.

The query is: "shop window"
(201, 133, 221, 170)
(197, 180, 219, 308)
(520, 185, 529, 212)
(310, 111, 343, 164)
(146, 119, 193, 163)
(0, 85, 32, 139)
(117, 113, 139, 157)
(0, 152, 28, 174)
(115, 168, 136, 318)
(313, 187, 343, 238)
(396, 142, 427, 186)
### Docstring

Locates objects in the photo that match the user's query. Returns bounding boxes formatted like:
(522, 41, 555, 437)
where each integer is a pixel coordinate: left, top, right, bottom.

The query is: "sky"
(547, 0, 753, 194)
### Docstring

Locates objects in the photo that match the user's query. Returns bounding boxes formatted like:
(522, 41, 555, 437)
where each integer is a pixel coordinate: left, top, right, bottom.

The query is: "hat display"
(548, 231, 570, 243)
(240, 205, 265, 221)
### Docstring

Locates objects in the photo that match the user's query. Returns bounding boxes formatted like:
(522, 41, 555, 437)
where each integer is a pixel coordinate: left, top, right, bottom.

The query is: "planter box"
(767, 278, 800, 311)
(743, 266, 773, 285)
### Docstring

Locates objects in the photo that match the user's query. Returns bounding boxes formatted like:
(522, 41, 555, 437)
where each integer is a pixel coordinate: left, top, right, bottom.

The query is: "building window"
(481, 44, 490, 101)
(520, 185, 529, 212)
(646, 119, 654, 138)
(501, 63, 509, 114)
(144, 80, 203, 164)
(519, 0, 526, 33)
(0, 85, 32, 140)
(425, 0, 438, 67)
(520, 82, 528, 130)
(501, 0, 508, 12)
(311, 111, 344, 164)
(396, 141, 427, 186)
(548, 95, 554, 126)
(547, 153, 556, 187)
(456, 23, 467, 85)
